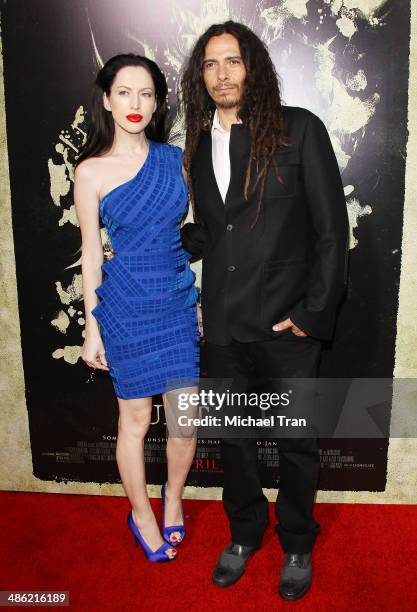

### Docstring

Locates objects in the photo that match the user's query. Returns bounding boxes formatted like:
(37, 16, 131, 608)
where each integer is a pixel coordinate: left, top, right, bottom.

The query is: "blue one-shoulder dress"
(91, 141, 199, 399)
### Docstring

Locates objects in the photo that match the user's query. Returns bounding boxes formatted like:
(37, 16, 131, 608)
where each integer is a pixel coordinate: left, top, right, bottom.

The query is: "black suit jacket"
(181, 106, 349, 345)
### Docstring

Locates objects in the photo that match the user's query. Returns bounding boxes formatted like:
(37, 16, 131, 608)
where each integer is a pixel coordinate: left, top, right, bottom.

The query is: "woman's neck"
(110, 124, 149, 155)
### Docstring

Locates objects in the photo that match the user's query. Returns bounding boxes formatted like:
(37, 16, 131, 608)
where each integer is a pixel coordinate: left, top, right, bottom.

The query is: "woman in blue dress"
(74, 54, 200, 563)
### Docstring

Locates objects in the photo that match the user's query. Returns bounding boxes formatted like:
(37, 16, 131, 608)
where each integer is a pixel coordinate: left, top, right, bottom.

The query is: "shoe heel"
(127, 510, 177, 563)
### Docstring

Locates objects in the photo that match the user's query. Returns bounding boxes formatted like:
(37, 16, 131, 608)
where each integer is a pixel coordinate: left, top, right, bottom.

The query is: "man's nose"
(217, 63, 228, 81)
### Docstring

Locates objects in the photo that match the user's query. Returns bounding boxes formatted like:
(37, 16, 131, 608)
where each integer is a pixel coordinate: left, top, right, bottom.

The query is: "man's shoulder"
(281, 105, 327, 130)
(281, 106, 326, 144)
(281, 105, 317, 126)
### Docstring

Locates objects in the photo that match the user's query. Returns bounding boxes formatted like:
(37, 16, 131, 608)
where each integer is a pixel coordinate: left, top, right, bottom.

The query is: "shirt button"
(226, 224, 233, 231)
(227, 265, 236, 272)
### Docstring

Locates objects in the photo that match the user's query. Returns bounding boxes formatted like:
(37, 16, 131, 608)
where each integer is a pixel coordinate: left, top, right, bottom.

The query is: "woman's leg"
(116, 395, 175, 556)
(163, 390, 197, 537)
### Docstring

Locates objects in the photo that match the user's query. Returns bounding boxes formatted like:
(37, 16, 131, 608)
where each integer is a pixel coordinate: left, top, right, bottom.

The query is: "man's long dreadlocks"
(180, 21, 287, 227)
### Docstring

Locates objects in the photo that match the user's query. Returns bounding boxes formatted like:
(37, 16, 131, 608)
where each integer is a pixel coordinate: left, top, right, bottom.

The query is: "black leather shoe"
(278, 553, 312, 601)
(212, 543, 259, 587)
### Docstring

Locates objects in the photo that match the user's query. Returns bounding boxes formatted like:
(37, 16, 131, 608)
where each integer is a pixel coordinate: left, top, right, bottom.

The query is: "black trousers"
(205, 330, 322, 554)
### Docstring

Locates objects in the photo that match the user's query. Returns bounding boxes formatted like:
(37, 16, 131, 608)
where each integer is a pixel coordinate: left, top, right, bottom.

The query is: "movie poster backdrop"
(0, 0, 410, 490)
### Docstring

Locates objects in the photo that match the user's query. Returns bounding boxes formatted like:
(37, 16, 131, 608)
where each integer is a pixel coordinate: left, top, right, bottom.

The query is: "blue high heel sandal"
(127, 511, 178, 562)
(161, 483, 185, 547)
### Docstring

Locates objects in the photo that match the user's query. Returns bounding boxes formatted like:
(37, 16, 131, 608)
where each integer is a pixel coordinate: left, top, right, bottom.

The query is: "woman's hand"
(197, 304, 204, 337)
(82, 332, 110, 371)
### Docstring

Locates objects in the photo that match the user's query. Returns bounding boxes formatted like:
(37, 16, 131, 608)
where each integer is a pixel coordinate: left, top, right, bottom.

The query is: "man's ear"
(103, 92, 111, 112)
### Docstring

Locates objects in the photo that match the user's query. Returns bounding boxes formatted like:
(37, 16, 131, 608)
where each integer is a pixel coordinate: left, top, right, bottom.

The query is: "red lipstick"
(126, 114, 143, 122)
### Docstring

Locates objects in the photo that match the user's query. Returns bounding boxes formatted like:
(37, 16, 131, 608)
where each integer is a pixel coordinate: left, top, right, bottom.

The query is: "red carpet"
(1, 491, 416, 611)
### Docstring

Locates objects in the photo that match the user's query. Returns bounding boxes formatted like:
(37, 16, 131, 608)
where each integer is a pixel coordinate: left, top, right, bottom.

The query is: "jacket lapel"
(193, 125, 252, 217)
(193, 132, 225, 218)
(224, 124, 251, 210)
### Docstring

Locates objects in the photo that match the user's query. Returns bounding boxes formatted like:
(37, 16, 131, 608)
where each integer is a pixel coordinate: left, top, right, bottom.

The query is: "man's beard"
(216, 96, 240, 109)
(213, 86, 241, 109)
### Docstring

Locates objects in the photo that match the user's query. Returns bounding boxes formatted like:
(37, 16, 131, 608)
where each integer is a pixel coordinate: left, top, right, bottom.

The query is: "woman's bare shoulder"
(74, 156, 106, 181)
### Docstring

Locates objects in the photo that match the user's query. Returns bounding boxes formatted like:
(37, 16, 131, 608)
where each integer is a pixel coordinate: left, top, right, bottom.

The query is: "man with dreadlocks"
(180, 21, 349, 600)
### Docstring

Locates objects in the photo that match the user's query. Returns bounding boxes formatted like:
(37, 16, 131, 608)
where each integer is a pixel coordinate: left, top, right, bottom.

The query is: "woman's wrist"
(84, 314, 101, 338)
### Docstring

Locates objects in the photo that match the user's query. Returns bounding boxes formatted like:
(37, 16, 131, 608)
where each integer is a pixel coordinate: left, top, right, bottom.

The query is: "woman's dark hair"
(180, 21, 287, 227)
(75, 53, 168, 167)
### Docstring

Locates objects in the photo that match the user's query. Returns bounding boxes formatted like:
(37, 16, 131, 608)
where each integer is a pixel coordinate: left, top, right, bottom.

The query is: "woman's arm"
(74, 160, 109, 370)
